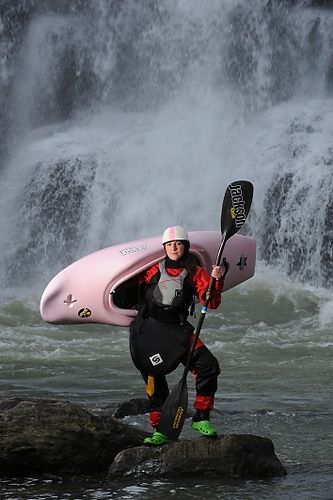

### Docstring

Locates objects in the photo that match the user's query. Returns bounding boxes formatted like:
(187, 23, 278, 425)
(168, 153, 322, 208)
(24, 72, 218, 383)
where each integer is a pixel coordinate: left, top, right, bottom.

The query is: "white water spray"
(1, 0, 333, 290)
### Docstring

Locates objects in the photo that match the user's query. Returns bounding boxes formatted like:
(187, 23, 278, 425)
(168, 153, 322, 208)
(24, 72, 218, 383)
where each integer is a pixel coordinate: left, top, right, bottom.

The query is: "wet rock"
(0, 397, 287, 480)
(108, 434, 287, 479)
(308, 0, 333, 7)
(113, 398, 192, 419)
(0, 398, 147, 476)
(113, 398, 150, 418)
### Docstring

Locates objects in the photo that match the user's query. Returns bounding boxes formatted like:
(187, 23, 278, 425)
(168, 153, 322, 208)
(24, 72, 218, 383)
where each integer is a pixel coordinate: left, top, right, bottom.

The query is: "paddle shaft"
(182, 179, 254, 385)
(182, 232, 226, 379)
(158, 180, 253, 440)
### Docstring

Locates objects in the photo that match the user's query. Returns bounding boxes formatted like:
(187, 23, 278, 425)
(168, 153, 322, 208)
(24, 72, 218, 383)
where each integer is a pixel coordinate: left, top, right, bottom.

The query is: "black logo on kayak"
(149, 353, 163, 366)
(237, 254, 247, 270)
(78, 308, 92, 318)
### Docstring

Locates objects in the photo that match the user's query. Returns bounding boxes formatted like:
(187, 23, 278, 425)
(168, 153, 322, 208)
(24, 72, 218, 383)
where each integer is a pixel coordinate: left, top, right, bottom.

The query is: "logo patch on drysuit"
(149, 353, 163, 366)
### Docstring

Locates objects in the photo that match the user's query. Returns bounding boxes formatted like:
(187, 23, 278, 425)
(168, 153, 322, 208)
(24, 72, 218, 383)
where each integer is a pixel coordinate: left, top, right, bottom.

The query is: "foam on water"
(1, 1, 333, 290)
(0, 2, 332, 497)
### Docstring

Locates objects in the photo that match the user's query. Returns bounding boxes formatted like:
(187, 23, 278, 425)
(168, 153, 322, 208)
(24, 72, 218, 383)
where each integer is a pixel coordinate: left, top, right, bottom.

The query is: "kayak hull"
(40, 231, 256, 327)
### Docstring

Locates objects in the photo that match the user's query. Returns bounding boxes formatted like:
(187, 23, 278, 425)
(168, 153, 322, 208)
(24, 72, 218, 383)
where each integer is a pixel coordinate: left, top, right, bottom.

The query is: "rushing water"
(1, 0, 333, 498)
(1, 268, 332, 498)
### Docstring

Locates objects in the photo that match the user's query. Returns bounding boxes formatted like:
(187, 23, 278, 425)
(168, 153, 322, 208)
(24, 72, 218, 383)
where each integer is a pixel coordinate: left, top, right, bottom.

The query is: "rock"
(113, 398, 192, 419)
(0, 398, 147, 476)
(113, 398, 150, 418)
(308, 0, 333, 7)
(108, 434, 287, 479)
(0, 397, 287, 480)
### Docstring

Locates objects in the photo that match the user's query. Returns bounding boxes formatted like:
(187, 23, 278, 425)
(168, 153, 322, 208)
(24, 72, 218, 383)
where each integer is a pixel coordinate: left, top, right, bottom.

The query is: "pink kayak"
(40, 231, 256, 327)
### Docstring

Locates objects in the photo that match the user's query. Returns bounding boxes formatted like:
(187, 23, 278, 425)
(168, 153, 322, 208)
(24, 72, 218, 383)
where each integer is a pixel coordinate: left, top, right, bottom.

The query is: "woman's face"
(165, 240, 185, 261)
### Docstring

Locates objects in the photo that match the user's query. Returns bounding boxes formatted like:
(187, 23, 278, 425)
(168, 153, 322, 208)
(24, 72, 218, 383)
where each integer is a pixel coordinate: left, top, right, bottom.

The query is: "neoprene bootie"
(143, 431, 169, 446)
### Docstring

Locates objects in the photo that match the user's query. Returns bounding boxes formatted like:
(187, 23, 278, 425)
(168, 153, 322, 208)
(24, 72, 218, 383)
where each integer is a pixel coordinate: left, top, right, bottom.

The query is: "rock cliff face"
(0, 397, 286, 479)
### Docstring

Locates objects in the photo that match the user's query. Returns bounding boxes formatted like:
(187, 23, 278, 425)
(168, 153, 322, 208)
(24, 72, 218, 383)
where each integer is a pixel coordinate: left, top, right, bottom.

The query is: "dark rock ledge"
(108, 434, 286, 480)
(0, 397, 146, 476)
(0, 398, 286, 479)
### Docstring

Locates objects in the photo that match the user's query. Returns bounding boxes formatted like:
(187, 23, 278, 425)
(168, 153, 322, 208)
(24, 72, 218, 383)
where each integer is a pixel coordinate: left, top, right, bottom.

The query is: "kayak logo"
(149, 353, 163, 366)
(78, 307, 92, 318)
(119, 243, 148, 256)
(237, 254, 248, 270)
(229, 184, 246, 229)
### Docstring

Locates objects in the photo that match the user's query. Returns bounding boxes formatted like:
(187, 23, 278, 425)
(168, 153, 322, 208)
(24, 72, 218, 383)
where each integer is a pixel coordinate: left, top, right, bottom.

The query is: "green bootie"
(191, 420, 217, 437)
(143, 431, 169, 446)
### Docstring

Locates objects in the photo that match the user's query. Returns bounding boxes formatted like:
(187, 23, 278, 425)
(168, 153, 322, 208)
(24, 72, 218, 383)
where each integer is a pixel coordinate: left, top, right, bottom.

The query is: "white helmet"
(162, 225, 189, 245)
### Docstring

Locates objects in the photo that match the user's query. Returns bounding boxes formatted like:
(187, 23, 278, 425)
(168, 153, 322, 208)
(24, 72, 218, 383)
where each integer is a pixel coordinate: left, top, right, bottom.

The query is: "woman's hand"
(211, 258, 230, 281)
(211, 265, 223, 280)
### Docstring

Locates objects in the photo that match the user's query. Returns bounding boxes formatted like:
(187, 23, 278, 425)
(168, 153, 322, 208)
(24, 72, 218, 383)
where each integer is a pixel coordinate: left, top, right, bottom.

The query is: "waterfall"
(1, 0, 333, 289)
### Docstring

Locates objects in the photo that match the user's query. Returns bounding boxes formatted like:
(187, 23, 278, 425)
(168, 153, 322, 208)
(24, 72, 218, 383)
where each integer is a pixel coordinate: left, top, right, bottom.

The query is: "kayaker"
(129, 225, 228, 445)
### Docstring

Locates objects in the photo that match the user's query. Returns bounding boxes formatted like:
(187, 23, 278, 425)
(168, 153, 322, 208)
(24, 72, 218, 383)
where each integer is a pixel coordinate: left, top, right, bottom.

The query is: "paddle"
(158, 180, 254, 440)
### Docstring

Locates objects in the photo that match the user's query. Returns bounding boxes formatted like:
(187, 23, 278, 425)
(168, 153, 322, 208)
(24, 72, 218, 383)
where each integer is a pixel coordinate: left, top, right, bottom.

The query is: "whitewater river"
(1, 0, 333, 498)
(0, 266, 332, 499)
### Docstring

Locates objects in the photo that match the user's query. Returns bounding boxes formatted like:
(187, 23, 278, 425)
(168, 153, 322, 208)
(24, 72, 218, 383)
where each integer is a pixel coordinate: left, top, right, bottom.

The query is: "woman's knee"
(192, 346, 221, 377)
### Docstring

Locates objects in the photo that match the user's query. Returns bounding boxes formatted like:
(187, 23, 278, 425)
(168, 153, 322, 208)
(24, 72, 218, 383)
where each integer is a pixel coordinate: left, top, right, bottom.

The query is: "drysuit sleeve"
(192, 266, 223, 309)
(138, 264, 160, 284)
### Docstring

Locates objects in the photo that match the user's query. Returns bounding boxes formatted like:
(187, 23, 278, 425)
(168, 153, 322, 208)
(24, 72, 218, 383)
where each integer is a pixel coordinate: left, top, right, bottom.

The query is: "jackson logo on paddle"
(229, 183, 246, 229)
(172, 406, 185, 429)
(149, 353, 163, 366)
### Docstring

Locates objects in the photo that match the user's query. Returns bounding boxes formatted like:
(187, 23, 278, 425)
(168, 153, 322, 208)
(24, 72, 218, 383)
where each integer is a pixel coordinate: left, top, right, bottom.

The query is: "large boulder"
(113, 398, 150, 418)
(0, 398, 147, 475)
(0, 397, 287, 480)
(108, 434, 287, 479)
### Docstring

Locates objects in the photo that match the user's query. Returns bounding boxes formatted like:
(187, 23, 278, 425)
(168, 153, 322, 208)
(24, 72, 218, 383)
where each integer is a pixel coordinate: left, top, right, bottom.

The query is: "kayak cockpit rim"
(109, 250, 207, 315)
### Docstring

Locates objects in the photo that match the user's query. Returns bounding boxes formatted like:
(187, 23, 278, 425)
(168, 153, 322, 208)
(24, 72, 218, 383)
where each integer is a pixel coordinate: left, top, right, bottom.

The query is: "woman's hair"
(184, 252, 201, 275)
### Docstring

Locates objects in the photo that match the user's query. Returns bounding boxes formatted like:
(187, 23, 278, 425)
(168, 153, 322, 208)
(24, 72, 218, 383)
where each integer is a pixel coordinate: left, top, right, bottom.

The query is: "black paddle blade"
(157, 377, 188, 441)
(221, 180, 253, 240)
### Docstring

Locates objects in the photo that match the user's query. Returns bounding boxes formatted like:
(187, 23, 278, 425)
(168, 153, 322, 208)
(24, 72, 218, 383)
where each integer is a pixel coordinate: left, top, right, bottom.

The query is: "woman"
(129, 226, 227, 446)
